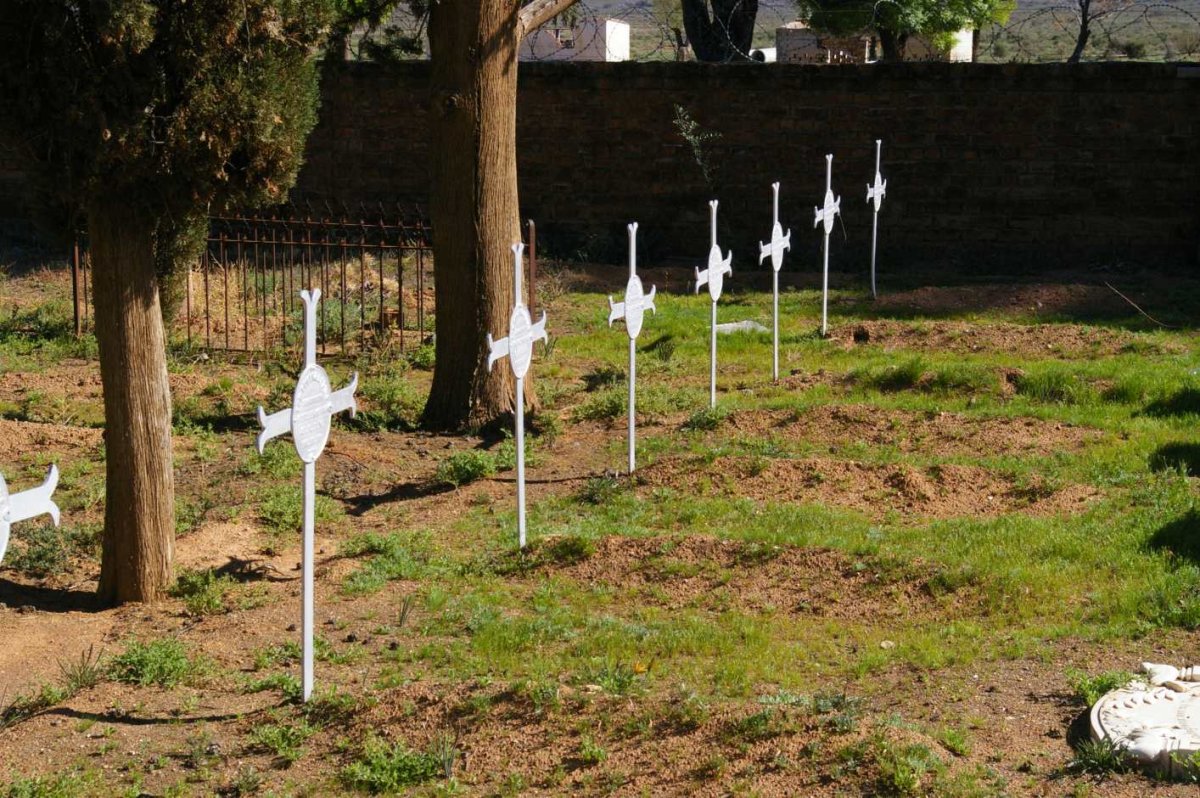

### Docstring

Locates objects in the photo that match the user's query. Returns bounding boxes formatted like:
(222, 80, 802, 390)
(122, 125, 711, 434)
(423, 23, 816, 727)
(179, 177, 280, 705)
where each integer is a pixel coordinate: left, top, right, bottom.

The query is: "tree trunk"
(423, 0, 534, 431)
(682, 0, 759, 62)
(90, 200, 175, 605)
(1068, 0, 1091, 63)
(878, 28, 908, 61)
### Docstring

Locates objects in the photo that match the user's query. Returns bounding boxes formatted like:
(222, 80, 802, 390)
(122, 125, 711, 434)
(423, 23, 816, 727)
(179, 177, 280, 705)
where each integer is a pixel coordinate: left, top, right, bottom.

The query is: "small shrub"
(1066, 668, 1133, 707)
(683, 406, 728, 432)
(937, 726, 971, 757)
(664, 684, 709, 731)
(248, 720, 314, 765)
(434, 450, 496, 487)
(5, 522, 98, 578)
(170, 568, 233, 616)
(855, 357, 927, 392)
(725, 708, 784, 743)
(352, 371, 424, 431)
(577, 735, 607, 766)
(576, 475, 624, 505)
(258, 485, 340, 536)
(58, 646, 104, 694)
(108, 638, 199, 688)
(2, 768, 96, 798)
(340, 734, 443, 792)
(577, 659, 639, 696)
(1069, 738, 1131, 776)
(406, 343, 436, 370)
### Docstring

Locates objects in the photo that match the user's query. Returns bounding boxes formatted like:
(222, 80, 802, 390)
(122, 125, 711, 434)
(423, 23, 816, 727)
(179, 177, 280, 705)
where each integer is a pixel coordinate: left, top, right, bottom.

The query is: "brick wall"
(299, 60, 1200, 271)
(5, 62, 1197, 271)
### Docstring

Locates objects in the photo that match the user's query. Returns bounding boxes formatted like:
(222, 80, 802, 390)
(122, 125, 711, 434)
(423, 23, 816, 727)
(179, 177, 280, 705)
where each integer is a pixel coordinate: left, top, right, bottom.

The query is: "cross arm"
(487, 334, 510, 372)
(645, 285, 657, 315)
(530, 311, 549, 344)
(694, 266, 708, 294)
(330, 373, 358, 419)
(256, 406, 293, 454)
(607, 296, 626, 326)
(8, 464, 60, 527)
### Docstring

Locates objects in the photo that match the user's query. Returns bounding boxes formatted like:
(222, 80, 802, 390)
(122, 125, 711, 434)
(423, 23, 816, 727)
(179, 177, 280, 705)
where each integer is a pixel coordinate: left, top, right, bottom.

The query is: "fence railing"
(71, 209, 545, 358)
(73, 204, 434, 356)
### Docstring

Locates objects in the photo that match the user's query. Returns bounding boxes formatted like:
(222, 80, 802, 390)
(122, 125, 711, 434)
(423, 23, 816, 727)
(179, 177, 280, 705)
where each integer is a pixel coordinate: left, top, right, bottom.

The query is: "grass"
(4, 263, 1200, 794)
(339, 734, 446, 792)
(1065, 668, 1135, 706)
(108, 638, 204, 689)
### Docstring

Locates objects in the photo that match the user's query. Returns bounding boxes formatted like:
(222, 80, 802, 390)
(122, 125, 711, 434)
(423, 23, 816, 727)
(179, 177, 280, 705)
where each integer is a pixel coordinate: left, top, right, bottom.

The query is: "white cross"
(487, 243, 548, 549)
(607, 222, 656, 475)
(694, 200, 732, 408)
(255, 289, 357, 703)
(813, 154, 841, 336)
(0, 465, 61, 566)
(758, 182, 791, 382)
(865, 139, 887, 299)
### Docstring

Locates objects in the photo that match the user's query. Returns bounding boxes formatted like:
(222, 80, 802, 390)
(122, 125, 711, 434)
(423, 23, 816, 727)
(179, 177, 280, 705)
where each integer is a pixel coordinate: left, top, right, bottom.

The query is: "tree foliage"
(799, 0, 1014, 59)
(681, 0, 760, 61)
(0, 1, 333, 228)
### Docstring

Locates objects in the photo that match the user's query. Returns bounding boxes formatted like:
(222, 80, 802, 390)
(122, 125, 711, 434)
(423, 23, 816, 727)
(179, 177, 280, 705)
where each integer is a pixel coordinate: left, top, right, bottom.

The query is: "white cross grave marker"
(813, 154, 841, 337)
(758, 182, 792, 382)
(607, 222, 656, 474)
(255, 289, 358, 702)
(0, 465, 60, 566)
(487, 243, 548, 550)
(866, 139, 888, 300)
(694, 200, 733, 408)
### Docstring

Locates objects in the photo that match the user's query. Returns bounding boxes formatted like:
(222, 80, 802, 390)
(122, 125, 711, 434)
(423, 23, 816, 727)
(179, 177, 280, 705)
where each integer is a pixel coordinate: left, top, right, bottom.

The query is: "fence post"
(71, 238, 82, 337)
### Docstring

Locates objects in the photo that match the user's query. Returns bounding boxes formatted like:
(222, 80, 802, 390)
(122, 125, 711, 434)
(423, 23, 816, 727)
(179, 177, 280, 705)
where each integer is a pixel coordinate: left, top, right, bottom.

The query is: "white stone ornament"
(813, 154, 841, 336)
(694, 200, 732, 408)
(487, 243, 548, 549)
(758, 182, 791, 382)
(607, 223, 656, 474)
(255, 289, 357, 702)
(0, 466, 61, 566)
(1090, 662, 1200, 776)
(865, 139, 887, 299)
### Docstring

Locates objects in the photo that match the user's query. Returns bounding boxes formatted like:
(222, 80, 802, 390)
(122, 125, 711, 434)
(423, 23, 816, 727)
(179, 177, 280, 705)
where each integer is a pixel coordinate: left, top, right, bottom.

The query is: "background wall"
(6, 62, 1198, 272)
(300, 61, 1200, 272)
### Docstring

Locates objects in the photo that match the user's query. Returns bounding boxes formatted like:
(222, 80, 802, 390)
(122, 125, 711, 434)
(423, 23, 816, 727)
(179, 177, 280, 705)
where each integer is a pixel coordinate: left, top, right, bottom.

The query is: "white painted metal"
(0, 465, 61, 566)
(866, 139, 888, 300)
(813, 154, 841, 336)
(487, 243, 549, 549)
(694, 200, 732, 408)
(255, 289, 357, 702)
(607, 222, 656, 474)
(758, 182, 791, 381)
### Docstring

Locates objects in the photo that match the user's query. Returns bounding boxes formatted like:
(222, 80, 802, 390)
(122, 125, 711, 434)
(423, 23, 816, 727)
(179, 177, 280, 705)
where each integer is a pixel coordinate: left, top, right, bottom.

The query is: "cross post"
(759, 182, 792, 381)
(255, 289, 358, 702)
(487, 243, 549, 549)
(866, 139, 888, 300)
(607, 222, 656, 474)
(0, 465, 61, 566)
(694, 200, 733, 408)
(813, 154, 841, 336)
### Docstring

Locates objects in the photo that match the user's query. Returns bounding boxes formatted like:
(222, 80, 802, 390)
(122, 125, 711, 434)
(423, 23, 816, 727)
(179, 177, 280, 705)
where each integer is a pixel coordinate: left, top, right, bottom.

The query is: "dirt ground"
(1, 269, 1199, 796)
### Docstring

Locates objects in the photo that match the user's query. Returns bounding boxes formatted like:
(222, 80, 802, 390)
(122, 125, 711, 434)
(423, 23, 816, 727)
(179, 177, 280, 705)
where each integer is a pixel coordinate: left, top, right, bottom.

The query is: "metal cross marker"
(865, 139, 888, 300)
(607, 222, 656, 474)
(0, 466, 60, 566)
(758, 182, 791, 382)
(256, 289, 357, 702)
(487, 243, 548, 550)
(694, 200, 732, 408)
(813, 154, 841, 337)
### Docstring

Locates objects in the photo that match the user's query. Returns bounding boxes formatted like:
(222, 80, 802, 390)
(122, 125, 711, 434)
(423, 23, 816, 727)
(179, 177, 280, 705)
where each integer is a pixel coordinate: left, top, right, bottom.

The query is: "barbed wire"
(363, 0, 1200, 63)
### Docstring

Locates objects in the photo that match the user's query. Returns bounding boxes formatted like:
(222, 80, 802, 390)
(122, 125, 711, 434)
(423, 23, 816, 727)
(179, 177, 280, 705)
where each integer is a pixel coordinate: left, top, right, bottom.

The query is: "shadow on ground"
(1148, 443, 1200, 476)
(1148, 509, 1200, 563)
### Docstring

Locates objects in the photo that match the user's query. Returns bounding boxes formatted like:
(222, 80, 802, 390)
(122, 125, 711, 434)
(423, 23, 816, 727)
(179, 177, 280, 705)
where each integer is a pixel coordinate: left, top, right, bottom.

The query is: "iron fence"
(73, 203, 435, 356)
(71, 209, 546, 358)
